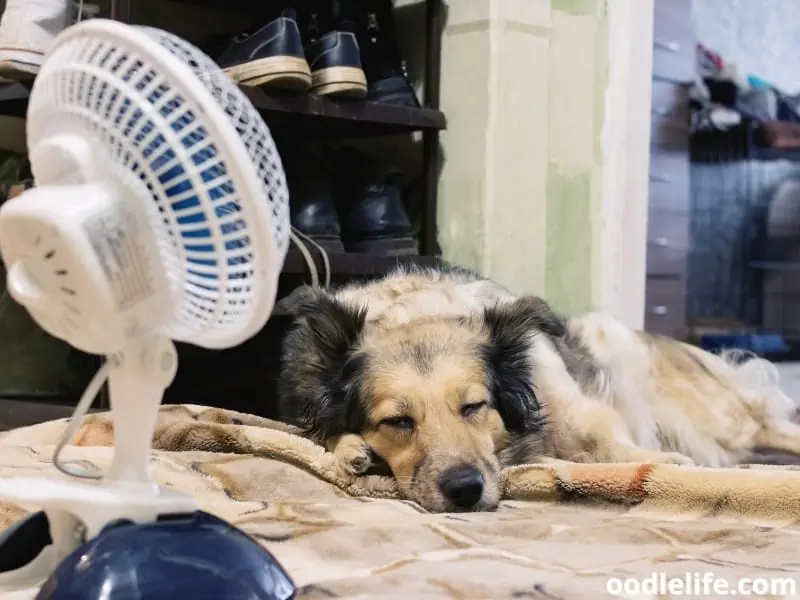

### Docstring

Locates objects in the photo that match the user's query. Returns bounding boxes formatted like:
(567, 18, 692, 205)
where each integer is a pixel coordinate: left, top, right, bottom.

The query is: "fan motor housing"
(0, 183, 171, 354)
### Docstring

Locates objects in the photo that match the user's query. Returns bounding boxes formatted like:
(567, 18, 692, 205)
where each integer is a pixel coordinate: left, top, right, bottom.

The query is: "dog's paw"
(331, 434, 373, 477)
(640, 451, 695, 467)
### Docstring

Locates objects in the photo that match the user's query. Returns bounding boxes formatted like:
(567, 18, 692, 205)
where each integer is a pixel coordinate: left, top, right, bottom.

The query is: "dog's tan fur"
(278, 266, 800, 512)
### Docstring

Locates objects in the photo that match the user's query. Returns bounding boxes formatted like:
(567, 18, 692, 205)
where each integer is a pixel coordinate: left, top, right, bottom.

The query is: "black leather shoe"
(217, 8, 311, 91)
(305, 29, 367, 99)
(345, 0, 420, 107)
(296, 1, 367, 99)
(332, 149, 417, 255)
(285, 150, 344, 253)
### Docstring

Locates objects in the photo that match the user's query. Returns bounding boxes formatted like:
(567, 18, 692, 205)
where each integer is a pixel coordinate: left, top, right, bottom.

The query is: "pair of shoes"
(286, 147, 417, 255)
(352, 0, 420, 107)
(215, 0, 419, 106)
(0, 0, 101, 81)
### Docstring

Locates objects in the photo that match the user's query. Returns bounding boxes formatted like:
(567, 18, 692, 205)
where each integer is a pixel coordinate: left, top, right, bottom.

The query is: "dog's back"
(567, 312, 798, 466)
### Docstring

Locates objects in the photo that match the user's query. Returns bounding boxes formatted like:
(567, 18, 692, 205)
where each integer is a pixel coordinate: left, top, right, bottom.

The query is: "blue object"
(698, 332, 788, 355)
(747, 74, 772, 89)
(0, 510, 295, 600)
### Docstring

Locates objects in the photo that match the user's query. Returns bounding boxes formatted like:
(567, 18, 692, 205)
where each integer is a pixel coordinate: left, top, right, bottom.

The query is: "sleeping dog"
(277, 265, 800, 512)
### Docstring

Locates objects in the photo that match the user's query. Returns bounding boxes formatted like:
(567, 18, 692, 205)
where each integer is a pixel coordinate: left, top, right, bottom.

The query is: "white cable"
(52, 359, 112, 480)
(289, 226, 331, 288)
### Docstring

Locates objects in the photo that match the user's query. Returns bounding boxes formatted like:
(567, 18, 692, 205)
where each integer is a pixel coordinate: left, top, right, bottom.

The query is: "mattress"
(0, 404, 799, 599)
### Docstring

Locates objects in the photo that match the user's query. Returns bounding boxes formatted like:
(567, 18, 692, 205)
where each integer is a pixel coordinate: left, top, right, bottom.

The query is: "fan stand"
(0, 334, 198, 590)
(58, 333, 199, 539)
(106, 334, 178, 485)
(0, 335, 295, 598)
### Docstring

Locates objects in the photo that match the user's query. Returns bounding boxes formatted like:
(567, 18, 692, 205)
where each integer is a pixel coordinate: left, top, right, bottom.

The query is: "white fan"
(0, 19, 293, 594)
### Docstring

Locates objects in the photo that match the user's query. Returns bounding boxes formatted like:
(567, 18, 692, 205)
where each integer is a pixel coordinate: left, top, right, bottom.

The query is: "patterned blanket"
(2, 404, 800, 599)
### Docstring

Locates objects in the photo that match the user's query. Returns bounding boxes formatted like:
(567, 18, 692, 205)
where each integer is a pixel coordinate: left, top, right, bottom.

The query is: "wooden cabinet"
(645, 0, 694, 339)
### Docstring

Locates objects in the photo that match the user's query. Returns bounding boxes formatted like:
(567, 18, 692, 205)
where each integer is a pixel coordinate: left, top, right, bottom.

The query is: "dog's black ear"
(493, 295, 566, 338)
(275, 285, 321, 315)
(278, 288, 368, 442)
(482, 296, 562, 434)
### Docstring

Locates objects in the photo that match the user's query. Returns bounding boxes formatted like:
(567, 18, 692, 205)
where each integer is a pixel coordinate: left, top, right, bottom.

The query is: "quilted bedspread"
(2, 404, 800, 599)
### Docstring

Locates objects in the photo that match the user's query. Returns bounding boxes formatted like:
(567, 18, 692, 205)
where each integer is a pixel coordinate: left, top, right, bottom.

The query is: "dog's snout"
(438, 466, 484, 509)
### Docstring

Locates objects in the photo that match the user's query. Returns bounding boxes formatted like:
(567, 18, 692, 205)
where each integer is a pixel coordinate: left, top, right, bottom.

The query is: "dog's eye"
(380, 416, 415, 430)
(461, 402, 488, 417)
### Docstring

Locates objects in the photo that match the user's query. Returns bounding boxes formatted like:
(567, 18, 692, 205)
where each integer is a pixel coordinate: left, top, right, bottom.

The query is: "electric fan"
(0, 19, 296, 599)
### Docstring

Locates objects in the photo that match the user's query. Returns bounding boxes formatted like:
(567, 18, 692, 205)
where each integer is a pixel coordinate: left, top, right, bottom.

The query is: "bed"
(0, 404, 799, 599)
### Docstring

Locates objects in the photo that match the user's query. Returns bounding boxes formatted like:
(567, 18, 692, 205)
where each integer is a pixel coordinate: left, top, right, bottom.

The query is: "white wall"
(598, 0, 653, 329)
(692, 0, 800, 93)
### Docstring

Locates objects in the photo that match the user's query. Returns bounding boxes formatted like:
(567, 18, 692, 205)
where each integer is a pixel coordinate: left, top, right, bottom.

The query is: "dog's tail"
(681, 344, 797, 423)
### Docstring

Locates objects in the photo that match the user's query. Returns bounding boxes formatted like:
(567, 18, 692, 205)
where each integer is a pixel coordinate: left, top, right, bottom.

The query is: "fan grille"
(25, 23, 290, 346)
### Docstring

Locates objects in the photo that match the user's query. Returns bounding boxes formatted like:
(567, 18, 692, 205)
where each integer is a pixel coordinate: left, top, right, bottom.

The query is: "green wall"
(544, 0, 609, 316)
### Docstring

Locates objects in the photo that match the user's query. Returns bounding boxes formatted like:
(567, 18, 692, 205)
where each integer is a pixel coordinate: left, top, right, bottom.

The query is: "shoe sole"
(224, 55, 311, 92)
(0, 49, 42, 81)
(310, 66, 367, 100)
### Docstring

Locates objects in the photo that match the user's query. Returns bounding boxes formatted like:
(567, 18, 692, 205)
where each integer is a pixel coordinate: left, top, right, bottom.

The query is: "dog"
(277, 265, 800, 513)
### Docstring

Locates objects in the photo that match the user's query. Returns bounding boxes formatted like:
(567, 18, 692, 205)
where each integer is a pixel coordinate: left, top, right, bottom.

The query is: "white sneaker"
(0, 0, 73, 80)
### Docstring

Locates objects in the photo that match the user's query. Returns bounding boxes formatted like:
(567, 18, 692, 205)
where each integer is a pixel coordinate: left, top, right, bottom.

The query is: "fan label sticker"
(84, 205, 155, 311)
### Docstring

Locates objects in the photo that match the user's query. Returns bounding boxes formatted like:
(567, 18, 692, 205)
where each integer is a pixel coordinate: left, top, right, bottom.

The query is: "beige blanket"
(2, 404, 800, 599)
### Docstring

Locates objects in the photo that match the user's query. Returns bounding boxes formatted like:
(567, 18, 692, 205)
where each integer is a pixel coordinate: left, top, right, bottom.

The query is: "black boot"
(285, 149, 345, 253)
(295, 1, 367, 99)
(344, 0, 420, 107)
(215, 7, 311, 91)
(332, 148, 417, 255)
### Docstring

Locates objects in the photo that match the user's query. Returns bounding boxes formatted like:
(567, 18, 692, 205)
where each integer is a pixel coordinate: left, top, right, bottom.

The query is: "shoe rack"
(0, 0, 446, 426)
(0, 0, 446, 271)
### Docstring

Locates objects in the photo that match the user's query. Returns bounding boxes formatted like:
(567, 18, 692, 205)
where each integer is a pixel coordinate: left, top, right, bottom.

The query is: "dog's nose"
(438, 466, 485, 509)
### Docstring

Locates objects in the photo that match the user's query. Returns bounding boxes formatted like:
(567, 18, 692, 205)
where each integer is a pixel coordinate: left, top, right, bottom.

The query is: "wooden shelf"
(0, 81, 29, 118)
(0, 80, 445, 137)
(242, 87, 445, 138)
(281, 249, 441, 277)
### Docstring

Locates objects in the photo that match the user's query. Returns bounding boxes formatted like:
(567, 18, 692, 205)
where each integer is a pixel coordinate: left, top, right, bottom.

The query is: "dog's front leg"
(573, 403, 695, 466)
(531, 337, 695, 466)
(327, 433, 374, 476)
(754, 419, 800, 456)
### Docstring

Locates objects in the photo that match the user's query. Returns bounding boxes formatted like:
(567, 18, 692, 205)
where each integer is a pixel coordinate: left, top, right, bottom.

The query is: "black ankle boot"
(344, 0, 420, 107)
(332, 148, 417, 255)
(285, 150, 344, 253)
(215, 7, 311, 91)
(295, 1, 367, 99)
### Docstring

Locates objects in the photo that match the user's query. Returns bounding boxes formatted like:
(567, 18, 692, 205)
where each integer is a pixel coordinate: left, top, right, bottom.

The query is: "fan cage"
(25, 22, 290, 346)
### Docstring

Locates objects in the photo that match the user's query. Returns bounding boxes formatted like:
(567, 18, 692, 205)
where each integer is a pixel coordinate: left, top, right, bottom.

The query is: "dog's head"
(278, 287, 563, 512)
